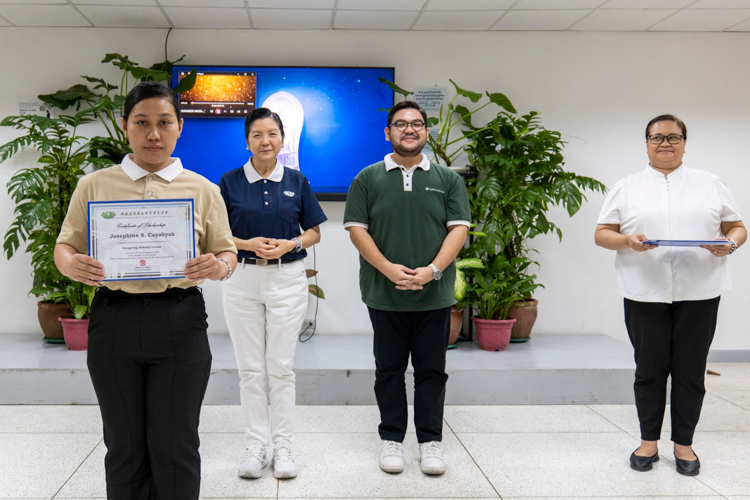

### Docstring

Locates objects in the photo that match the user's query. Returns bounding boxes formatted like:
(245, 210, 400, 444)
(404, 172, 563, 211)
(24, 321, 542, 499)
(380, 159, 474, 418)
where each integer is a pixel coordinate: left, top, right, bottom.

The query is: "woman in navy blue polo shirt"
(219, 108, 327, 480)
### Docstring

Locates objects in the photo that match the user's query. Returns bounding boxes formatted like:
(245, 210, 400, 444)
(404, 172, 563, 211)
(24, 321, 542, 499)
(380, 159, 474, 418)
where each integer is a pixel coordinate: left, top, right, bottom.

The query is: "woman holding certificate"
(595, 114, 746, 476)
(218, 108, 327, 480)
(54, 82, 237, 500)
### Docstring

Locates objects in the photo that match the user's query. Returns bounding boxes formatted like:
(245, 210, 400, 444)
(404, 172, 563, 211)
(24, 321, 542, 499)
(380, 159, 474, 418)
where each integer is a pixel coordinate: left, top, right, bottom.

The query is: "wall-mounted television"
(171, 66, 395, 201)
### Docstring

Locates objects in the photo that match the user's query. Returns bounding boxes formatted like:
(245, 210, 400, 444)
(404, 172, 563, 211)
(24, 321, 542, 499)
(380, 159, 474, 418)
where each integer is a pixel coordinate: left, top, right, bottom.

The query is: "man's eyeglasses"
(388, 120, 425, 132)
(648, 134, 684, 145)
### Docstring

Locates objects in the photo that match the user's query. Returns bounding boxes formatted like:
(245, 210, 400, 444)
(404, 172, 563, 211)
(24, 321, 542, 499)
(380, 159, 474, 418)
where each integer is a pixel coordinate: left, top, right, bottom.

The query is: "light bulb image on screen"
(262, 91, 304, 171)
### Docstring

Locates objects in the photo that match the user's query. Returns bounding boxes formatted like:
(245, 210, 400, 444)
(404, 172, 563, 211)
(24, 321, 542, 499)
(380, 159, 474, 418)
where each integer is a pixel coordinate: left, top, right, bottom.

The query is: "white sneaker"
(238, 441, 268, 479)
(420, 441, 446, 475)
(272, 440, 298, 479)
(379, 440, 404, 473)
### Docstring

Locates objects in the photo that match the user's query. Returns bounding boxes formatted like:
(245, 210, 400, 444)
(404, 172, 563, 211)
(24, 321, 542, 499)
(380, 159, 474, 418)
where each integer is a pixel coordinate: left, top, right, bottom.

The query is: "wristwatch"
(217, 257, 233, 281)
(429, 263, 442, 280)
(291, 237, 302, 253)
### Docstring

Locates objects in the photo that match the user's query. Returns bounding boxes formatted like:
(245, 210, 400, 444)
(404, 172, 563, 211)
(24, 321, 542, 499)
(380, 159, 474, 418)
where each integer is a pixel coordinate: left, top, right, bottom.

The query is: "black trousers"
(87, 287, 212, 500)
(368, 306, 451, 443)
(624, 297, 720, 446)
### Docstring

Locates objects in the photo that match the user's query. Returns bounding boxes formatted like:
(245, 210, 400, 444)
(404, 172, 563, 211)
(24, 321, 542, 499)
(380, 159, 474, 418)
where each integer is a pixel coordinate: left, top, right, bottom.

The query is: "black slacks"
(368, 306, 451, 443)
(624, 297, 720, 446)
(87, 287, 212, 500)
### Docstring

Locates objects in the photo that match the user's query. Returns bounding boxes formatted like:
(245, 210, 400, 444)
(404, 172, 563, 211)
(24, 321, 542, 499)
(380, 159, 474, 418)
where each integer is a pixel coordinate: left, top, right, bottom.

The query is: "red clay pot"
(508, 298, 539, 340)
(448, 307, 464, 346)
(59, 317, 89, 351)
(38, 302, 73, 340)
(472, 317, 516, 352)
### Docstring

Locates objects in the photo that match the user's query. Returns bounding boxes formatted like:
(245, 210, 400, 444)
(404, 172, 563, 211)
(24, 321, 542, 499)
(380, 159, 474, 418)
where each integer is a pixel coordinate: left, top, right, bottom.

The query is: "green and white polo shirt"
(344, 154, 471, 312)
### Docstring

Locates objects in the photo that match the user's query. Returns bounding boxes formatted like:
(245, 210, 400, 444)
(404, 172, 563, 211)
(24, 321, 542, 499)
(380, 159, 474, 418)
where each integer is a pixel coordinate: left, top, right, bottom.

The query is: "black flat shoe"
(675, 453, 700, 476)
(630, 450, 659, 471)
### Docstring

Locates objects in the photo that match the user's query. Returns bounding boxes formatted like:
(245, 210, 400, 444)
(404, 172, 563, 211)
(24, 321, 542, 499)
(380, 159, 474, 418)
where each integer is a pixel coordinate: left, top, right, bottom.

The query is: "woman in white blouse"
(595, 115, 746, 477)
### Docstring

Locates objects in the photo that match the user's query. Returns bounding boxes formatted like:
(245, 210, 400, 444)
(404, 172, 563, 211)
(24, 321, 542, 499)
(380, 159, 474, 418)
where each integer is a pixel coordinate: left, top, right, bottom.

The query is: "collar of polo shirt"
(647, 163, 684, 180)
(384, 153, 430, 173)
(121, 154, 184, 182)
(244, 159, 285, 184)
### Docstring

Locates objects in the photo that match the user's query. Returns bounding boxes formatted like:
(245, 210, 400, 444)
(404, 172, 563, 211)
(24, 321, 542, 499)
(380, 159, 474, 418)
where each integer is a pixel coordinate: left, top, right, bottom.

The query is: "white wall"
(1, 28, 749, 349)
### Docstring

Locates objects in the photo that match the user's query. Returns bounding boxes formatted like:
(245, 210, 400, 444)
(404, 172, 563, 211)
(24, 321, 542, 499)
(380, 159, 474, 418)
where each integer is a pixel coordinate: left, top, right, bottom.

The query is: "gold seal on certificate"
(88, 199, 196, 281)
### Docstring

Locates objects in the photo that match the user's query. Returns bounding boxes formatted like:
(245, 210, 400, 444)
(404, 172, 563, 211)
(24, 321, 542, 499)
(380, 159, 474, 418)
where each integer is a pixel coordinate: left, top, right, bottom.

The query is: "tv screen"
(171, 66, 395, 200)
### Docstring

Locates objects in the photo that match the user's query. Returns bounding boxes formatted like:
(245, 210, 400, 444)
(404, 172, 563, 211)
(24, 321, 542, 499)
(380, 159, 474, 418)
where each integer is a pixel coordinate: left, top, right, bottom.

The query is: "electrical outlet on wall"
(300, 320, 315, 334)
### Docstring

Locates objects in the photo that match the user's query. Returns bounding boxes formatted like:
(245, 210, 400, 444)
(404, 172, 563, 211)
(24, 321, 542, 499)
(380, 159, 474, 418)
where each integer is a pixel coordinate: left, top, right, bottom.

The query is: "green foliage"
(380, 78, 515, 166)
(457, 110, 606, 318)
(306, 269, 325, 299)
(46, 283, 96, 320)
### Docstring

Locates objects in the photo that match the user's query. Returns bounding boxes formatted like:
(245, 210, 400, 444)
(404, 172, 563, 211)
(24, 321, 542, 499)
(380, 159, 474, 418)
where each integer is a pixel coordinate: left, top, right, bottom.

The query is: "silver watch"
(217, 257, 233, 281)
(429, 263, 442, 280)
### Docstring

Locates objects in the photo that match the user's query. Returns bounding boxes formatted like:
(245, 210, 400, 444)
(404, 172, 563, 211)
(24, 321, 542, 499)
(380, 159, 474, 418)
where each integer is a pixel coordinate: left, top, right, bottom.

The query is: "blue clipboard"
(644, 240, 735, 247)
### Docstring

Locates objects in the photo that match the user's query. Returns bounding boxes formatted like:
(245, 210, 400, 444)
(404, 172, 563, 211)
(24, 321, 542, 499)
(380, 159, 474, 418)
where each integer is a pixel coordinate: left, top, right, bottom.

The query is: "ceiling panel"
(164, 7, 249, 29)
(427, 0, 514, 10)
(726, 15, 750, 28)
(649, 8, 750, 30)
(0, 0, 66, 4)
(160, 0, 244, 6)
(689, 0, 750, 7)
(247, 0, 334, 8)
(0, 4, 88, 26)
(414, 10, 504, 30)
(77, 5, 170, 27)
(338, 0, 425, 10)
(250, 8, 332, 29)
(0, 14, 10, 25)
(492, 9, 589, 30)
(514, 0, 605, 9)
(573, 9, 676, 30)
(72, 0, 156, 5)
(602, 0, 693, 7)
(334, 9, 417, 30)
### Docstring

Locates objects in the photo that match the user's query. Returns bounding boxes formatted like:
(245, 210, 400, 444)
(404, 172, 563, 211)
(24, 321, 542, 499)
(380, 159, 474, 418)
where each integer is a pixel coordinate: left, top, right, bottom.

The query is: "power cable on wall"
(165, 27, 172, 61)
(299, 245, 319, 343)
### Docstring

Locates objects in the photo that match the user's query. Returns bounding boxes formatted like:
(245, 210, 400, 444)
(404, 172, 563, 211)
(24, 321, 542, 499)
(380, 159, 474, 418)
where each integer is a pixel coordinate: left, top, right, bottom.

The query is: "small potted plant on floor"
(49, 284, 96, 351)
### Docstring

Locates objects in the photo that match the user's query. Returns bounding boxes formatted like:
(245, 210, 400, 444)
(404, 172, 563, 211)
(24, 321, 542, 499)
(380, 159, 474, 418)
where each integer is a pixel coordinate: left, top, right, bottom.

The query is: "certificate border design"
(87, 198, 196, 281)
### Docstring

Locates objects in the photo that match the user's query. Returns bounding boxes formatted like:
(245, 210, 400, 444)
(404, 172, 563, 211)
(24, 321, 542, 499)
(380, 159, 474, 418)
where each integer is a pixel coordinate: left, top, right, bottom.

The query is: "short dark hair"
(646, 114, 687, 141)
(122, 82, 181, 123)
(387, 100, 428, 127)
(245, 107, 284, 140)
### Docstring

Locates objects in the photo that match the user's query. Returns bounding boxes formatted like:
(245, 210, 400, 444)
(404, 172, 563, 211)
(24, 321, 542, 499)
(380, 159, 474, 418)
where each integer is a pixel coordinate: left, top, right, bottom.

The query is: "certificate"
(643, 240, 736, 247)
(88, 199, 195, 281)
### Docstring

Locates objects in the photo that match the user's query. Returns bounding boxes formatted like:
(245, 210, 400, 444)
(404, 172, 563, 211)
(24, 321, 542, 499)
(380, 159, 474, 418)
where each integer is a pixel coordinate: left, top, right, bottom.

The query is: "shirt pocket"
(277, 193, 301, 225)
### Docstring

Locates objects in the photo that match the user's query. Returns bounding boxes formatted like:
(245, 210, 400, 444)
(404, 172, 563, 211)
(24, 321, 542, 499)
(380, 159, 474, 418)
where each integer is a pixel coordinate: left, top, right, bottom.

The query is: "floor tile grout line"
(50, 436, 103, 499)
(706, 389, 750, 412)
(444, 418, 503, 500)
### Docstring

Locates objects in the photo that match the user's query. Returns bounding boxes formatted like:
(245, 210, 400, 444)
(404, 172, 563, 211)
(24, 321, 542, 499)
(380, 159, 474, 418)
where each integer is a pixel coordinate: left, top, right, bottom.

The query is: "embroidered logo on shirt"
(425, 187, 445, 194)
(283, 191, 296, 197)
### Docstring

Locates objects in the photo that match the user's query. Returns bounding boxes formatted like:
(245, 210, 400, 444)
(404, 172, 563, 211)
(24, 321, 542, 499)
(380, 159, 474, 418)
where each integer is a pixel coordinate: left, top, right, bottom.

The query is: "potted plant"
(461, 110, 606, 340)
(49, 283, 96, 350)
(1, 54, 195, 341)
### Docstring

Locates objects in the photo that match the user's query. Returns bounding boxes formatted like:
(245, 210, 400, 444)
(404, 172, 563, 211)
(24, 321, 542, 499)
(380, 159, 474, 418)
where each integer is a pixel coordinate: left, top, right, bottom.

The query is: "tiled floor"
(0, 363, 748, 499)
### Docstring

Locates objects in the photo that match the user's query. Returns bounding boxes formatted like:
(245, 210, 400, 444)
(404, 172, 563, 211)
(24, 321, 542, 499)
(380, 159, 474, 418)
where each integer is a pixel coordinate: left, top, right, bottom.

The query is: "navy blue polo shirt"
(218, 160, 327, 261)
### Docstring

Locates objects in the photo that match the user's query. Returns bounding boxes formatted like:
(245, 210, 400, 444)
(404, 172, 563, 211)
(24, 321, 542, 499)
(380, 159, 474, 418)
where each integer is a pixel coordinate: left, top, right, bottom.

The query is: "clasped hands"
(629, 234, 731, 257)
(64, 253, 228, 285)
(246, 237, 296, 260)
(385, 263, 434, 291)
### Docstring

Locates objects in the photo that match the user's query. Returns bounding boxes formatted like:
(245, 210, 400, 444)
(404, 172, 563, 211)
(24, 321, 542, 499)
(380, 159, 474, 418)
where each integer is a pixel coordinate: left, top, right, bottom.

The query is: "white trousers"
(222, 259, 308, 445)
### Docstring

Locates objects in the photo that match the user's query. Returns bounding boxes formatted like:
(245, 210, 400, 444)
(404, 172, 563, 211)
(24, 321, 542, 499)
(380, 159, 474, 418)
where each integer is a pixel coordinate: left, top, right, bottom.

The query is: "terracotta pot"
(472, 317, 516, 352)
(59, 317, 89, 351)
(507, 298, 539, 340)
(37, 302, 73, 340)
(448, 307, 464, 346)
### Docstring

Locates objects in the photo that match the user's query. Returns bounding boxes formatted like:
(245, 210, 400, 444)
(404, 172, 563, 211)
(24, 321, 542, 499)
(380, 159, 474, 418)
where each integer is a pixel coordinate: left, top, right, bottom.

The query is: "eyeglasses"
(648, 134, 684, 145)
(388, 120, 425, 132)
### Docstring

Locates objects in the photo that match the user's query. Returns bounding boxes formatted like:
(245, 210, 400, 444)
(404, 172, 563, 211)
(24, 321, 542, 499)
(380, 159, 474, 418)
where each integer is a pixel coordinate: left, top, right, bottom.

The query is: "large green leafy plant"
(1, 53, 196, 305)
(459, 111, 606, 319)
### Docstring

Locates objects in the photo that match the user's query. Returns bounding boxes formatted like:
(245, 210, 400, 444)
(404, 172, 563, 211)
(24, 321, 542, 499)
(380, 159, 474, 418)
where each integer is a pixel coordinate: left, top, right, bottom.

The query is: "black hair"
(387, 100, 428, 127)
(244, 107, 285, 140)
(122, 82, 181, 123)
(645, 114, 687, 140)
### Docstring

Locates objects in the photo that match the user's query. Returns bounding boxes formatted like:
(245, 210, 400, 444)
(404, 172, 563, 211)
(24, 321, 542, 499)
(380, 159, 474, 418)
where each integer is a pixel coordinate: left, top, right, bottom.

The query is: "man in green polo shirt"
(344, 100, 470, 476)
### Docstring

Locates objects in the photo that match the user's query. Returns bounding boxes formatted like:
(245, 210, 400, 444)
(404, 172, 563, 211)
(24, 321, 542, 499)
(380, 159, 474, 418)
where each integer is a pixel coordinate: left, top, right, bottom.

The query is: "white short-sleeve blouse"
(597, 164, 741, 303)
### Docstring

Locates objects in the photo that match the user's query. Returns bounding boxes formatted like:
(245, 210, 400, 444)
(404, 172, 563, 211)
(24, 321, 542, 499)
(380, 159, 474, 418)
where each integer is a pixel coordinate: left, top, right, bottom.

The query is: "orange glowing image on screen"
(180, 74, 257, 103)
